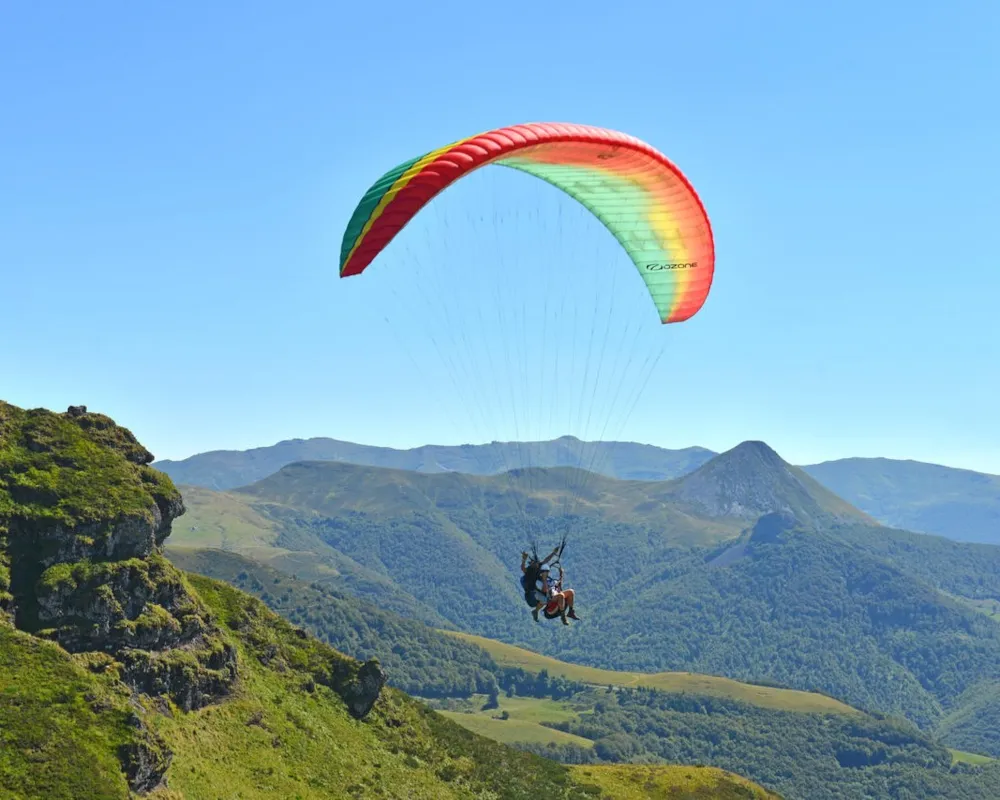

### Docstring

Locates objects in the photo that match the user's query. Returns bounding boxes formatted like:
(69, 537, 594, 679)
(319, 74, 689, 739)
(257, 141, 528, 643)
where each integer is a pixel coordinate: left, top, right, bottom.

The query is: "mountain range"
(3, 400, 790, 799)
(166, 438, 1000, 755)
(155, 435, 1000, 545)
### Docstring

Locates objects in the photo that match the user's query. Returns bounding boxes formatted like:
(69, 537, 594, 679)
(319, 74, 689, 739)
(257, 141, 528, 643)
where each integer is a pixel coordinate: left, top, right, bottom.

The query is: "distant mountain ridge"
(156, 435, 1000, 545)
(154, 435, 716, 489)
(804, 457, 1000, 545)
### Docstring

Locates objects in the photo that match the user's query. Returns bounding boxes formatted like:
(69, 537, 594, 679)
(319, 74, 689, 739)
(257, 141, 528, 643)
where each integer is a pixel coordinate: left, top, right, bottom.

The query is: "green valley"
(172, 544, 1000, 799)
(166, 442, 1000, 750)
(1, 401, 781, 799)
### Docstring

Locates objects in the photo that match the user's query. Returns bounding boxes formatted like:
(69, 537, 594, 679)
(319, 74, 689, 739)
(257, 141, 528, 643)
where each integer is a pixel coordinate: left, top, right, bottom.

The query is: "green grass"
(154, 574, 605, 799)
(0, 575, 607, 800)
(949, 749, 996, 766)
(147, 576, 780, 799)
(965, 597, 1000, 622)
(167, 490, 359, 588)
(0, 402, 178, 532)
(447, 632, 857, 716)
(440, 712, 595, 749)
(168, 490, 354, 595)
(568, 765, 780, 800)
(435, 695, 595, 749)
(0, 625, 136, 800)
(0, 564, 782, 800)
(168, 485, 281, 554)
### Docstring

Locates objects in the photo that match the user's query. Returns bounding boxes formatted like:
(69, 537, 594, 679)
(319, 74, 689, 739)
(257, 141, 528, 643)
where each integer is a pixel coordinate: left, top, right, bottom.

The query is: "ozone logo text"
(644, 262, 698, 271)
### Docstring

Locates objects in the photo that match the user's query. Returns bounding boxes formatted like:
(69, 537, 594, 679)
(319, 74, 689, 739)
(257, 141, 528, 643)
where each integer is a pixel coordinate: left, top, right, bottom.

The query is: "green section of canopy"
(498, 158, 678, 321)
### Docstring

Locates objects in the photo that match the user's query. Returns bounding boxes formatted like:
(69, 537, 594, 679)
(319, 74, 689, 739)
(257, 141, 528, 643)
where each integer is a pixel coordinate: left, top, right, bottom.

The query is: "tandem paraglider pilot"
(520, 548, 580, 626)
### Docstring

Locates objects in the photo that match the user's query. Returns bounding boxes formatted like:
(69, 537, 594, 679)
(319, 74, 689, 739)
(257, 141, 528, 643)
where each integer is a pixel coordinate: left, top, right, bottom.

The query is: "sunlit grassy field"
(433, 695, 594, 749)
(569, 764, 780, 799)
(447, 631, 857, 715)
(950, 748, 996, 766)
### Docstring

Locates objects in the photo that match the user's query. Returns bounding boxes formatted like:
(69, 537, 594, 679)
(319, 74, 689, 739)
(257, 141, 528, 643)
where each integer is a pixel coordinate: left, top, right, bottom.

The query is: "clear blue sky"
(2, 1, 998, 473)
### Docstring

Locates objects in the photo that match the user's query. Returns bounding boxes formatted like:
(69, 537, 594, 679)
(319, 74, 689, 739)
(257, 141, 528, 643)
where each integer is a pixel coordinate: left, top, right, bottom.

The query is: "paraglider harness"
(540, 563, 567, 619)
(520, 536, 566, 609)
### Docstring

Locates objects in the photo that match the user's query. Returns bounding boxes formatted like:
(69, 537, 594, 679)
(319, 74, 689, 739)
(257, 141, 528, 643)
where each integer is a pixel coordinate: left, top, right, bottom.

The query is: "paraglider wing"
(339, 122, 715, 323)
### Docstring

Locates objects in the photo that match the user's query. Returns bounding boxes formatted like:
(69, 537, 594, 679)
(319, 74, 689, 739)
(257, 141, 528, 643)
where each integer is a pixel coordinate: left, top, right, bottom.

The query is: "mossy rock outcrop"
(0, 403, 240, 792)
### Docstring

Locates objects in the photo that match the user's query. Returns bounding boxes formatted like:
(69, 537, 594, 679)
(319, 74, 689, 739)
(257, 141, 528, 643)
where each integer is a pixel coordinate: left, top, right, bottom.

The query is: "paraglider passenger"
(520, 550, 579, 625)
(539, 564, 579, 625)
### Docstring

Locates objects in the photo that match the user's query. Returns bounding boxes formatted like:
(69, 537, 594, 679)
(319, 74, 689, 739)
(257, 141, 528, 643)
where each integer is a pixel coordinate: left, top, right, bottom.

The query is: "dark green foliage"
(168, 547, 502, 697)
(516, 742, 601, 765)
(936, 683, 1000, 758)
(831, 522, 1000, 601)
(225, 471, 1000, 738)
(556, 528, 1000, 730)
(544, 687, 1000, 800)
(174, 545, 1000, 798)
(290, 506, 703, 644)
(173, 442, 1000, 781)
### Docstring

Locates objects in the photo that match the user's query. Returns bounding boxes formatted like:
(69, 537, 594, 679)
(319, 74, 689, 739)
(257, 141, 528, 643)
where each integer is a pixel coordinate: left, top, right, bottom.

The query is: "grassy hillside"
(568, 766, 779, 800)
(236, 441, 868, 531)
(165, 546, 501, 698)
(236, 459, 745, 538)
(437, 695, 596, 749)
(168, 463, 742, 639)
(155, 435, 716, 490)
(446, 632, 855, 715)
(210, 443, 866, 643)
(804, 457, 1000, 545)
(168, 546, 1000, 799)
(667, 441, 869, 524)
(169, 486, 452, 627)
(166, 545, 856, 717)
(155, 575, 606, 799)
(167, 485, 280, 553)
(1, 569, 789, 800)
(950, 750, 997, 766)
(0, 573, 605, 799)
(0, 625, 142, 800)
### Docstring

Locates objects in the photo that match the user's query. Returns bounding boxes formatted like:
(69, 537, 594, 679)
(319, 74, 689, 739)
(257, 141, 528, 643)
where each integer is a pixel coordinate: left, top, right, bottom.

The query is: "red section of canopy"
(340, 122, 710, 280)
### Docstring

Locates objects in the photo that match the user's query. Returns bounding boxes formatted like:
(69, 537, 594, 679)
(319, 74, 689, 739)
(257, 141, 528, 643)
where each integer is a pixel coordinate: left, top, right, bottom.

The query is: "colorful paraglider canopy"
(339, 122, 715, 324)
